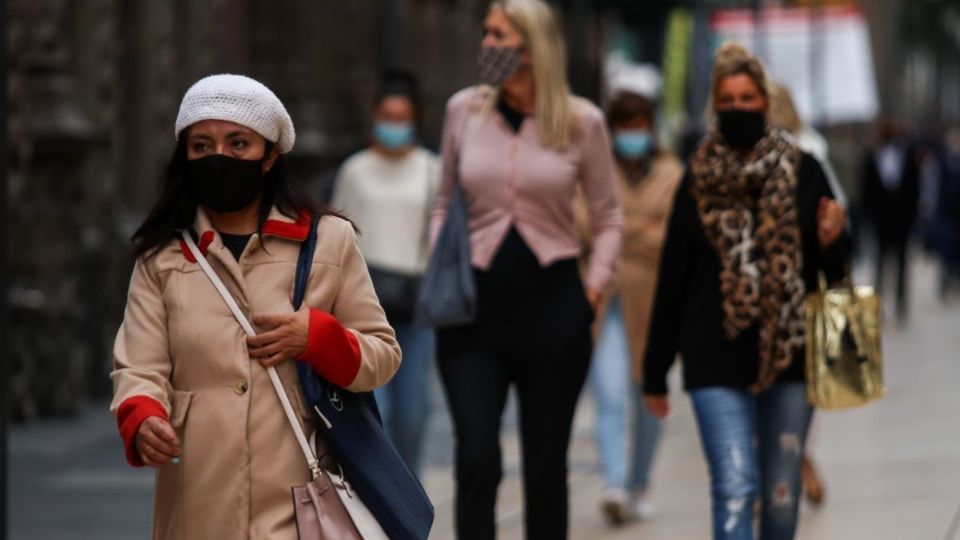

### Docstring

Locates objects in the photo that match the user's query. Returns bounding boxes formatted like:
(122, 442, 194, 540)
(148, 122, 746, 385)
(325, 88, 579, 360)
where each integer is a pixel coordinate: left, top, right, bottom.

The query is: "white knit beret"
(175, 74, 295, 153)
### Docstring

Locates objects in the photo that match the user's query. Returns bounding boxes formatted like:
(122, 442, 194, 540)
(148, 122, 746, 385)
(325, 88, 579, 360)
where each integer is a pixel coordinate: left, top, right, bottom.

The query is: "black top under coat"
(219, 232, 252, 262)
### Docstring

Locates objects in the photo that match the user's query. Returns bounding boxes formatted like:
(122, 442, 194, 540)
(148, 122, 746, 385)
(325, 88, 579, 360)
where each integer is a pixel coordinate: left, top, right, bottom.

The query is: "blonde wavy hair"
(768, 82, 802, 135)
(704, 41, 771, 128)
(487, 0, 577, 149)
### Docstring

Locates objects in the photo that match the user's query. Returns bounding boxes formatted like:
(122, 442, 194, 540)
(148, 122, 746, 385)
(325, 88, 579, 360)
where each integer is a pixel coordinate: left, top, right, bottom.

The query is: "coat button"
(233, 379, 249, 395)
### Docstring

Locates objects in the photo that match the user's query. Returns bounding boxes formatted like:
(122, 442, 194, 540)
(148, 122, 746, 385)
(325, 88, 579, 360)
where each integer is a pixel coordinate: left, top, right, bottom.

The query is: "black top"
(643, 153, 852, 395)
(497, 99, 526, 133)
(220, 232, 252, 262)
(859, 144, 921, 241)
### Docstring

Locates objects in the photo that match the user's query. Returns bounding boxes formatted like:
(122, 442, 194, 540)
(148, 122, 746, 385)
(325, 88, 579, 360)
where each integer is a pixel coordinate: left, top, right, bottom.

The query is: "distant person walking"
(768, 81, 849, 506)
(332, 70, 438, 475)
(578, 90, 682, 525)
(926, 124, 960, 299)
(860, 118, 920, 322)
(643, 43, 850, 540)
(431, 0, 622, 537)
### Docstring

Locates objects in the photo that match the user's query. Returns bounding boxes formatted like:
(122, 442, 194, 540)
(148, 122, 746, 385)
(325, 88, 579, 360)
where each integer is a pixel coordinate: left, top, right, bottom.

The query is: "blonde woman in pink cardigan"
(430, 1, 623, 537)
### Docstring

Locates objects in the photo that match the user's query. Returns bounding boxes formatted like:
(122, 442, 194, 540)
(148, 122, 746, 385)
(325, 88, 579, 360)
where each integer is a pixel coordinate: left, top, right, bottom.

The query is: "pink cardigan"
(430, 87, 623, 292)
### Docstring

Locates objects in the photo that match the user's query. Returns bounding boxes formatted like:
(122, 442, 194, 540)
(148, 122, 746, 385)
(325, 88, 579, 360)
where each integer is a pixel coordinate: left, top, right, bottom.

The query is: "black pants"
(437, 229, 593, 540)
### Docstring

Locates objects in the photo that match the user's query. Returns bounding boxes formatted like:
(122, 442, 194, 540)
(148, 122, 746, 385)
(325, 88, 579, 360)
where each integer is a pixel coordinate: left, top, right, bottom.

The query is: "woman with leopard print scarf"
(642, 43, 850, 540)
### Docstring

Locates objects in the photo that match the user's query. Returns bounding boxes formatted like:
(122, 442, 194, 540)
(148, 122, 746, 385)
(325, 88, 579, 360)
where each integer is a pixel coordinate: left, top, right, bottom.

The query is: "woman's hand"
(586, 288, 601, 311)
(817, 197, 846, 249)
(645, 394, 670, 419)
(248, 305, 310, 367)
(136, 416, 180, 467)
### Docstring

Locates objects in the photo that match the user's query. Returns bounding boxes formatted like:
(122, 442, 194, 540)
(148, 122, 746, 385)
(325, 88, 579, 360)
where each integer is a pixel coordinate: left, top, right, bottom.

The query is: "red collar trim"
(262, 210, 312, 241)
(177, 211, 311, 263)
(178, 231, 215, 263)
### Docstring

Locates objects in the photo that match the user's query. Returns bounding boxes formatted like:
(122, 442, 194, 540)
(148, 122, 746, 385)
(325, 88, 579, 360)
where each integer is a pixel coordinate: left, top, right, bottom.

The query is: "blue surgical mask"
(613, 130, 653, 160)
(373, 121, 414, 150)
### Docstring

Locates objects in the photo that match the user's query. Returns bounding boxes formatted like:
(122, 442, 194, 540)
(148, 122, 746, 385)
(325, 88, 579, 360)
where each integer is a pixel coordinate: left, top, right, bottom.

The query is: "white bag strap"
(181, 230, 321, 479)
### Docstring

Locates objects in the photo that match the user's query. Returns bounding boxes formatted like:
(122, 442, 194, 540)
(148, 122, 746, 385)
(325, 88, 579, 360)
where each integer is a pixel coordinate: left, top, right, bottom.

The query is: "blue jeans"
(590, 296, 663, 493)
(690, 382, 813, 540)
(374, 322, 434, 475)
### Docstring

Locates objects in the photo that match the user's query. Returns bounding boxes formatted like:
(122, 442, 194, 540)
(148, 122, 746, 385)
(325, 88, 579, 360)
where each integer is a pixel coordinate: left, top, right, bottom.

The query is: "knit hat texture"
(175, 74, 295, 153)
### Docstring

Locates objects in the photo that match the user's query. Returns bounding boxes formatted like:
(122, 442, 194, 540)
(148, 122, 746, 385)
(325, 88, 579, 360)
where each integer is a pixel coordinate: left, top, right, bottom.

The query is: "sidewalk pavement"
(9, 257, 960, 539)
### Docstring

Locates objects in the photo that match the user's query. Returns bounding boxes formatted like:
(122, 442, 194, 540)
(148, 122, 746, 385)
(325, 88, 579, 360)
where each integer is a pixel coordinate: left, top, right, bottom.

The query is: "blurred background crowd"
(9, 0, 960, 421)
(6, 0, 960, 538)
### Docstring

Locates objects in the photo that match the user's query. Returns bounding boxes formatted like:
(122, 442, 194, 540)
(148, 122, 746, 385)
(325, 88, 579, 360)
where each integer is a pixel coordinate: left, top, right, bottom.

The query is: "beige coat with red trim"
(110, 207, 401, 540)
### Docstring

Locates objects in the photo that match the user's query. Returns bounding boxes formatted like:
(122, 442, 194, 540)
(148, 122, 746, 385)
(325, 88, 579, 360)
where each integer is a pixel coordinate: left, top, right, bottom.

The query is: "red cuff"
(299, 308, 362, 388)
(117, 395, 168, 467)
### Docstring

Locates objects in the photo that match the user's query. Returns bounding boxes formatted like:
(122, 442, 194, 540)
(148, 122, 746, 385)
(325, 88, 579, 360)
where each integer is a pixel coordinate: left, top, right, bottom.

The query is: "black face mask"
(186, 154, 264, 213)
(717, 109, 766, 149)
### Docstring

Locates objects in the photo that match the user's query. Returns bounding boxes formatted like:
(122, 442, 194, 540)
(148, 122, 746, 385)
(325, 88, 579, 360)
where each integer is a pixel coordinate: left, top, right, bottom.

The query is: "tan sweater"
(576, 153, 684, 379)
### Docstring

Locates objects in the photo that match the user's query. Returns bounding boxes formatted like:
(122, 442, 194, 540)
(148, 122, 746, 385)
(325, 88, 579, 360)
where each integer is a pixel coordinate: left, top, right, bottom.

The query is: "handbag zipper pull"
(308, 458, 321, 481)
(314, 406, 333, 429)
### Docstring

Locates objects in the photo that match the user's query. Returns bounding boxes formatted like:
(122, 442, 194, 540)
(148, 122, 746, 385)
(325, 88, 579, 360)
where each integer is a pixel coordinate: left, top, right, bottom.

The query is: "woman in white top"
(332, 71, 438, 475)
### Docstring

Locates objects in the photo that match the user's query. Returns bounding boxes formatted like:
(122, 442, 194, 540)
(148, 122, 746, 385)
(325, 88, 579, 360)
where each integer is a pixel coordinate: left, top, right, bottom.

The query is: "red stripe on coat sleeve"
(299, 308, 362, 388)
(116, 395, 169, 467)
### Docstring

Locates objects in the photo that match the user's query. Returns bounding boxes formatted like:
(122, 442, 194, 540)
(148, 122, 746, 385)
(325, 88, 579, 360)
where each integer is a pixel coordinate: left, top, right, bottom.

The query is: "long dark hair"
(132, 137, 344, 258)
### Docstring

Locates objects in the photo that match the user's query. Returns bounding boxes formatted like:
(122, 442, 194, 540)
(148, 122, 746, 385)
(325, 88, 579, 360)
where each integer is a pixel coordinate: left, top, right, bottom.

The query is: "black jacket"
(643, 153, 851, 395)
(860, 143, 920, 242)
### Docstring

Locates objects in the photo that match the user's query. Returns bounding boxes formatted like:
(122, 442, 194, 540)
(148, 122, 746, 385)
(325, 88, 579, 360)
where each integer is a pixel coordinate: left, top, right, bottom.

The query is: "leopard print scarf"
(690, 128, 806, 391)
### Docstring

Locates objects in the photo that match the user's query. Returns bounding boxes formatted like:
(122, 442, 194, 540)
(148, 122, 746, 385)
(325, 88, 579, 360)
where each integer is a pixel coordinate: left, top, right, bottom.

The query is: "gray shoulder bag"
(414, 100, 477, 328)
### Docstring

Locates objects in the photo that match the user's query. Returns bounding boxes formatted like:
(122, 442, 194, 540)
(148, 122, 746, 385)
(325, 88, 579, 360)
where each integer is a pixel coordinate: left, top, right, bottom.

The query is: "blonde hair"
(768, 82, 803, 135)
(705, 41, 771, 126)
(487, 0, 577, 149)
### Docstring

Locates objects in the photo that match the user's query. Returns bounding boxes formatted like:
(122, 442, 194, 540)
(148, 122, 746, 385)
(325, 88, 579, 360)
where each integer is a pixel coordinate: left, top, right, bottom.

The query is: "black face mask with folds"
(186, 154, 265, 213)
(717, 109, 767, 149)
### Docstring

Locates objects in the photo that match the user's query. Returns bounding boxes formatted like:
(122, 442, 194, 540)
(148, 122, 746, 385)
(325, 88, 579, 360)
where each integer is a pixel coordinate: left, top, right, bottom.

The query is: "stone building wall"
(8, 0, 125, 418)
(7, 0, 488, 419)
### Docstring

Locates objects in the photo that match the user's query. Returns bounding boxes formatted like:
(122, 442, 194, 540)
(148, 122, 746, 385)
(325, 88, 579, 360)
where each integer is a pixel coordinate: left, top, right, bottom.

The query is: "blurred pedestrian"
(943, 126, 960, 296)
(110, 74, 401, 538)
(643, 43, 851, 540)
(859, 118, 920, 322)
(925, 124, 960, 299)
(768, 81, 848, 507)
(769, 82, 848, 209)
(332, 70, 438, 475)
(578, 90, 682, 525)
(431, 0, 623, 537)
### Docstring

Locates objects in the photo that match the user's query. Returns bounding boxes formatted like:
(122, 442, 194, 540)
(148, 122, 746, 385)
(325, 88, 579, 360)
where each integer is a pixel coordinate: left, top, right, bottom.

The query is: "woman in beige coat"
(577, 90, 683, 525)
(110, 74, 401, 539)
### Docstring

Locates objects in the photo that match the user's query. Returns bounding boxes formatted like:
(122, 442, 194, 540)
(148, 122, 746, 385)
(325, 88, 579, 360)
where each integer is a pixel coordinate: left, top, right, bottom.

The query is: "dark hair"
(373, 69, 421, 118)
(606, 91, 656, 129)
(132, 137, 344, 259)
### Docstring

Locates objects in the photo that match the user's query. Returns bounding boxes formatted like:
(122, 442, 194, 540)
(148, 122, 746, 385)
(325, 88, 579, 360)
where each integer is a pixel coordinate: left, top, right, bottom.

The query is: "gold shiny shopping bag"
(803, 274, 885, 409)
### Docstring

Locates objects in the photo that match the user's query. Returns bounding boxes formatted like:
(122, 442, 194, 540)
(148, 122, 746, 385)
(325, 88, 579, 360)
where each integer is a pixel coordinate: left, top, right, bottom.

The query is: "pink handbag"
(292, 468, 362, 539)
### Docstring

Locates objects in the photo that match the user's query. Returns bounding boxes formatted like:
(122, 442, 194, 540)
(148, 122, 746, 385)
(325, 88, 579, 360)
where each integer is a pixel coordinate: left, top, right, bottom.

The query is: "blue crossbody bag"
(292, 213, 434, 540)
